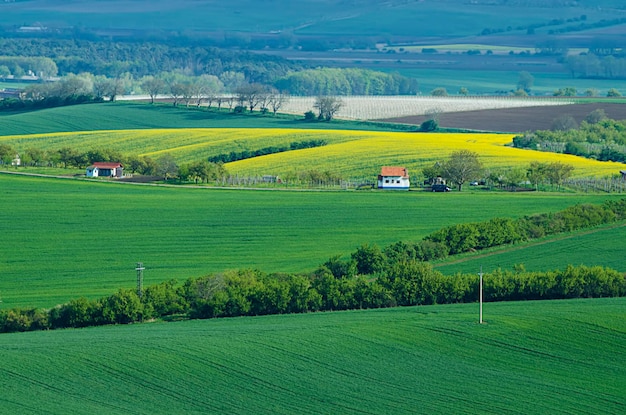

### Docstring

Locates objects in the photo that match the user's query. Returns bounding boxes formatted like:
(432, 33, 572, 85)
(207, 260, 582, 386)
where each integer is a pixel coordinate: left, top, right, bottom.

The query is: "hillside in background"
(1, 0, 625, 47)
(1, 298, 625, 414)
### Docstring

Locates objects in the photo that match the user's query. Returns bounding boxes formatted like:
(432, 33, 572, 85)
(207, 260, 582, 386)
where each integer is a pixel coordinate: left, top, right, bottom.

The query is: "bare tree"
(141, 76, 166, 104)
(268, 89, 290, 115)
(314, 96, 343, 121)
(235, 83, 267, 112)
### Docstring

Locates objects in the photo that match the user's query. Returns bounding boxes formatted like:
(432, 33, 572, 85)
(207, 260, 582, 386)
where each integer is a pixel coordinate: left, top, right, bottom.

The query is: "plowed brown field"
(383, 103, 626, 133)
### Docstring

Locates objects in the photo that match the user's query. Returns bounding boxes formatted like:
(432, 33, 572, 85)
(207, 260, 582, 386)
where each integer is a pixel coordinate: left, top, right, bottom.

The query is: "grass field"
(382, 68, 626, 96)
(0, 173, 623, 309)
(0, 103, 412, 136)
(434, 222, 626, 275)
(1, 298, 624, 414)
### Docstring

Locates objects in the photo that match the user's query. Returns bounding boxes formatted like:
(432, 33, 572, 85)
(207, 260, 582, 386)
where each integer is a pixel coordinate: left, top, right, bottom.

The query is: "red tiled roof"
(91, 162, 123, 169)
(380, 166, 408, 177)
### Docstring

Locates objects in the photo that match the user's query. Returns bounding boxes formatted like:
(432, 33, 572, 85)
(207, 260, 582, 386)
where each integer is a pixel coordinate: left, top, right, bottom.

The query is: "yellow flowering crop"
(227, 131, 624, 179)
(2, 128, 623, 178)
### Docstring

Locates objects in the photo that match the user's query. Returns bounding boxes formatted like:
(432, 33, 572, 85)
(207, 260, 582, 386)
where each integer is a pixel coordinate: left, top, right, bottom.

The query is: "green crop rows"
(0, 173, 622, 309)
(435, 222, 626, 275)
(1, 298, 624, 414)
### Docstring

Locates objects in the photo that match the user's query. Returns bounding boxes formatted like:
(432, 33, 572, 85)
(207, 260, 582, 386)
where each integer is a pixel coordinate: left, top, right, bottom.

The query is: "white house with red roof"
(86, 162, 124, 178)
(377, 166, 410, 190)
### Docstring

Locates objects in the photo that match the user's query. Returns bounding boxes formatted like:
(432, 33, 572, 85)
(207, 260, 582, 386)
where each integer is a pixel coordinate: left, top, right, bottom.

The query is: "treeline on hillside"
(344, 199, 626, 266)
(0, 39, 297, 82)
(513, 112, 626, 163)
(208, 140, 327, 163)
(2, 199, 626, 333)
(565, 54, 626, 79)
(0, 145, 228, 183)
(1, 264, 624, 334)
(275, 68, 419, 96)
(0, 39, 419, 96)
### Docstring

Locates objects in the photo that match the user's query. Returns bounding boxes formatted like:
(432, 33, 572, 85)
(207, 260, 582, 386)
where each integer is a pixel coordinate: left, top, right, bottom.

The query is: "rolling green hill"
(0, 103, 407, 136)
(1, 298, 624, 414)
(434, 222, 626, 275)
(1, 0, 623, 41)
(0, 173, 623, 309)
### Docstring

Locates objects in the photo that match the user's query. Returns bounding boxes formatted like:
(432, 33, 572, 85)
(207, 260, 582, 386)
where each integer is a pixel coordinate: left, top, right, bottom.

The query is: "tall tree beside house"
(441, 150, 483, 191)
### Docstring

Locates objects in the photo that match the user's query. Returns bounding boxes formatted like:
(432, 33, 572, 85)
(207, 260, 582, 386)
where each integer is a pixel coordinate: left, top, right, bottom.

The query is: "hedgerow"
(1, 199, 625, 334)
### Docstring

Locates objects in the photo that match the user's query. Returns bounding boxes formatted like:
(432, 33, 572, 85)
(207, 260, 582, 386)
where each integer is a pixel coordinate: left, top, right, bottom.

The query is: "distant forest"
(0, 38, 420, 95)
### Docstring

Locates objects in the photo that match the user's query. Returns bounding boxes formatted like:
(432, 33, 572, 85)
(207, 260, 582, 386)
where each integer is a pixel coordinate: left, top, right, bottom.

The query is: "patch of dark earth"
(381, 103, 626, 133)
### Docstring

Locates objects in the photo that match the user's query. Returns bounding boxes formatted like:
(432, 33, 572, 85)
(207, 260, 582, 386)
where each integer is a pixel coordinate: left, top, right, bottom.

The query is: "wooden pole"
(479, 266, 483, 324)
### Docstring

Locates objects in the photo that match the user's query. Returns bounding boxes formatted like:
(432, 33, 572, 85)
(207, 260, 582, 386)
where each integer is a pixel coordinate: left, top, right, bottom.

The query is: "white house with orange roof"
(377, 166, 410, 190)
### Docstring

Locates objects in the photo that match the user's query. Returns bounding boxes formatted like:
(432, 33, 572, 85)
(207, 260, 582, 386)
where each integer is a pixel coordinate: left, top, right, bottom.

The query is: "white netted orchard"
(280, 96, 574, 120)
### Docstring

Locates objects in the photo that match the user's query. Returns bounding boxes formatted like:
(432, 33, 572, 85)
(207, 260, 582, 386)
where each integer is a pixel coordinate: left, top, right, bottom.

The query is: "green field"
(434, 222, 626, 275)
(1, 298, 624, 414)
(382, 68, 626, 96)
(0, 103, 409, 136)
(0, 173, 623, 309)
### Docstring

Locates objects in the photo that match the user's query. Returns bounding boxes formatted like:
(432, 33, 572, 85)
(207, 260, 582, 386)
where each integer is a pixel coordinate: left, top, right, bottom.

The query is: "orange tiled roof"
(380, 166, 408, 177)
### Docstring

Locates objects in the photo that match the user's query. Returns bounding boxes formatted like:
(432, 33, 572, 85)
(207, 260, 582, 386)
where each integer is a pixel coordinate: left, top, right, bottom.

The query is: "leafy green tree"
(458, 87, 469, 96)
(545, 162, 574, 189)
(0, 143, 16, 166)
(100, 289, 144, 324)
(517, 71, 534, 93)
(155, 153, 179, 180)
(527, 161, 548, 189)
(551, 114, 578, 131)
(420, 118, 438, 132)
(607, 88, 622, 97)
(441, 150, 483, 191)
(351, 244, 385, 275)
(430, 87, 448, 96)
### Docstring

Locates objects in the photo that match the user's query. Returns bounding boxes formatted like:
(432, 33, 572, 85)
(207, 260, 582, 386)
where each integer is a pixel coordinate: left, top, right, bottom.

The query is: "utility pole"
(135, 262, 145, 298)
(479, 266, 483, 324)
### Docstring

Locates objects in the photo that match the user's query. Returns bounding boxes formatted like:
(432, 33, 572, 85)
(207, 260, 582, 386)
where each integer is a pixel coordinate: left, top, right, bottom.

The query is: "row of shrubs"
(2, 199, 625, 333)
(207, 140, 327, 163)
(0, 95, 102, 111)
(2, 263, 624, 333)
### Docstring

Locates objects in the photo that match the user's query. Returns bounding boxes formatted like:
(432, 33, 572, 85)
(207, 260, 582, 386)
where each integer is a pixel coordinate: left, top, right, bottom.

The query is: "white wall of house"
(378, 175, 410, 190)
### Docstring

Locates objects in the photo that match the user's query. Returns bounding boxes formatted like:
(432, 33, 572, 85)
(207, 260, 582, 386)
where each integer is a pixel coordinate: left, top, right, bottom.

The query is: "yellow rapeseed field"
(3, 128, 623, 178)
(227, 131, 624, 179)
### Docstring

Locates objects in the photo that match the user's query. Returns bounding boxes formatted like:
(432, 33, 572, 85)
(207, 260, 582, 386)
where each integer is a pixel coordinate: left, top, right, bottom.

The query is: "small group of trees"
(513, 112, 626, 163)
(423, 150, 576, 192)
(422, 150, 483, 191)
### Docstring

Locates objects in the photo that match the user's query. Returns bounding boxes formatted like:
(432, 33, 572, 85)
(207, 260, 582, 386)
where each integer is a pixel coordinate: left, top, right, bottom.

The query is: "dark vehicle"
(432, 184, 451, 192)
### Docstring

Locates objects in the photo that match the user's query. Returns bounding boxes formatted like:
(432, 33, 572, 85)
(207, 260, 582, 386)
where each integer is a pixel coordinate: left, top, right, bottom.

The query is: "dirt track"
(383, 102, 626, 133)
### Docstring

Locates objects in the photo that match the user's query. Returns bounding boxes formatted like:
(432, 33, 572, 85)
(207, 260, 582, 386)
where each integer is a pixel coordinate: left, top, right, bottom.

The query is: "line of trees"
(423, 150, 577, 192)
(1, 264, 624, 334)
(2, 199, 625, 333)
(208, 140, 327, 163)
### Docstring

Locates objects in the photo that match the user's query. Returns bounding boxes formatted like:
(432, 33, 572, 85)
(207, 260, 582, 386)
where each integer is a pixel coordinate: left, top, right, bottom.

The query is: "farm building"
(378, 166, 410, 190)
(621, 170, 626, 180)
(86, 162, 124, 178)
